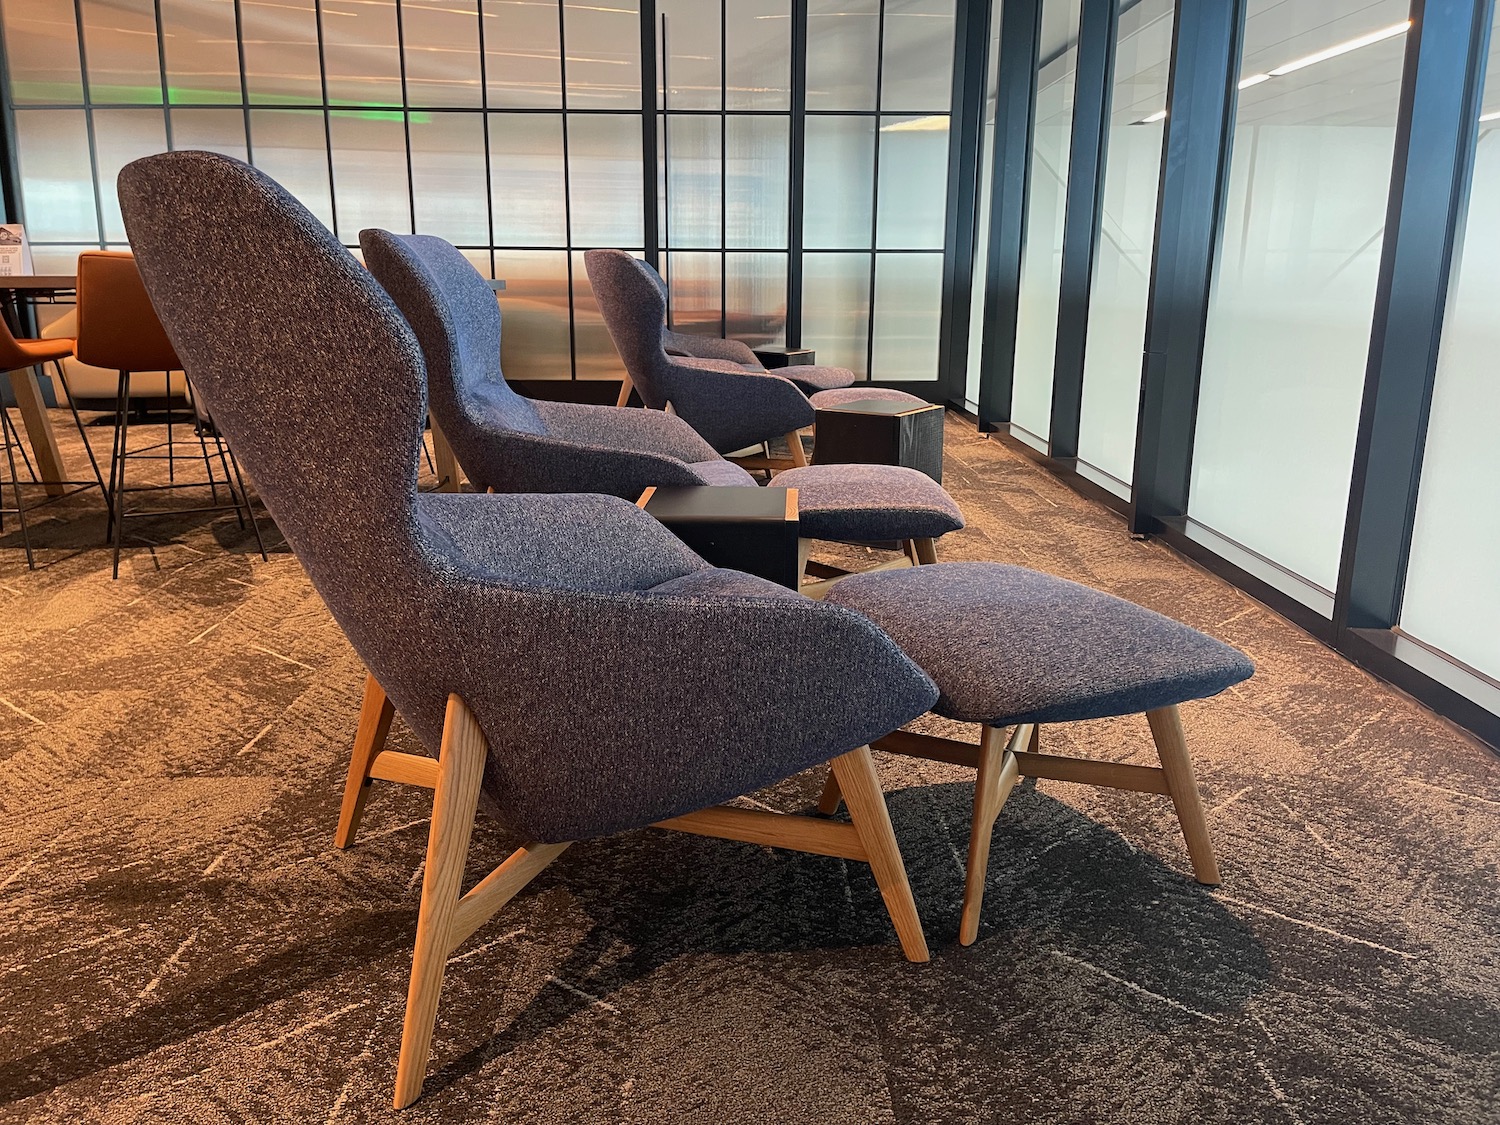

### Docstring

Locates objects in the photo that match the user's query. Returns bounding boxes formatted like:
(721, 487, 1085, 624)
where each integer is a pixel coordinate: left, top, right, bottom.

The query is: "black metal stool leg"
(105, 370, 126, 543)
(53, 361, 107, 498)
(1, 408, 35, 570)
(225, 441, 267, 561)
(111, 372, 132, 579)
(165, 373, 175, 482)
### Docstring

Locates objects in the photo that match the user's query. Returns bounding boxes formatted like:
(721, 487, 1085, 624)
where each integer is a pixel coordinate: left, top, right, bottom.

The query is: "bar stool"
(74, 250, 266, 578)
(0, 324, 108, 569)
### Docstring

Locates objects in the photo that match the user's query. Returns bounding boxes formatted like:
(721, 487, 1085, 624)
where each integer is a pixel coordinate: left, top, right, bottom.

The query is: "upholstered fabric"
(771, 464, 966, 543)
(646, 567, 805, 601)
(826, 563, 1254, 726)
(74, 251, 182, 373)
(809, 386, 930, 410)
(685, 458, 760, 487)
(585, 249, 817, 452)
(781, 365, 859, 393)
(118, 151, 940, 843)
(0, 325, 72, 372)
(662, 329, 760, 366)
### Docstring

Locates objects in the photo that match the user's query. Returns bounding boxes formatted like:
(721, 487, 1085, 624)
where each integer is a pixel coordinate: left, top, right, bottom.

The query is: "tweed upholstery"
(686, 458, 760, 487)
(782, 365, 859, 393)
(585, 249, 817, 452)
(663, 328, 759, 366)
(810, 386, 930, 410)
(826, 563, 1254, 726)
(771, 464, 965, 542)
(118, 151, 941, 842)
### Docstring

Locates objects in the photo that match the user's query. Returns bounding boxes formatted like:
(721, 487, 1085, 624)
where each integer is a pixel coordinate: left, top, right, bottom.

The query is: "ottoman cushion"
(782, 365, 857, 393)
(825, 563, 1254, 725)
(810, 386, 928, 410)
(770, 464, 964, 542)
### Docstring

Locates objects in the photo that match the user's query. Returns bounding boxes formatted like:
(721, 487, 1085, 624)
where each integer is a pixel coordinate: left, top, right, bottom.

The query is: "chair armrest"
(453, 426, 718, 499)
(657, 361, 816, 454)
(663, 330, 762, 367)
(534, 398, 721, 463)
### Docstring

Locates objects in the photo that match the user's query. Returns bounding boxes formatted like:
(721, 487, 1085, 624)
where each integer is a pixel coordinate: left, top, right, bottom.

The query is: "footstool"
(822, 562, 1254, 943)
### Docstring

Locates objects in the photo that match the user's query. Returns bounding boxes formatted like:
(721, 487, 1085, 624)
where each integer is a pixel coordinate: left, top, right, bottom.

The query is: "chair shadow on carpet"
(424, 778, 1272, 1099)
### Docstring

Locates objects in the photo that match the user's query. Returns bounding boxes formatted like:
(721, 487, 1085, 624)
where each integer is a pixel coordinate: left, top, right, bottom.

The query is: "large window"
(1189, 0, 1411, 607)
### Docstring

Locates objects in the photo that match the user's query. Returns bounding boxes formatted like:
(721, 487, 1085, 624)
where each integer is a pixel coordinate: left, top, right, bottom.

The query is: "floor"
(1, 410, 1497, 1124)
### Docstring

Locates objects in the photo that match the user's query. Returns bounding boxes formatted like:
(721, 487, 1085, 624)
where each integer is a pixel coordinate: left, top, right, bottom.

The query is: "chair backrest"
(358, 231, 547, 443)
(584, 249, 673, 410)
(74, 251, 181, 373)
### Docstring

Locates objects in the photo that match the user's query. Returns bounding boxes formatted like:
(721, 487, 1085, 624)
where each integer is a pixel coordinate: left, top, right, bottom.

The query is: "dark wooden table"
(637, 485, 802, 589)
(813, 397, 945, 483)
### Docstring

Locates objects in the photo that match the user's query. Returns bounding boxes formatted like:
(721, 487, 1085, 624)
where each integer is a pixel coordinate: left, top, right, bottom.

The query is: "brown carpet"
(2, 409, 1498, 1124)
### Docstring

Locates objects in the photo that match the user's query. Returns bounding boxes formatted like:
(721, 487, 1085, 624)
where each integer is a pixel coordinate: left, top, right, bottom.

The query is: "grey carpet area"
(2, 410, 1497, 1124)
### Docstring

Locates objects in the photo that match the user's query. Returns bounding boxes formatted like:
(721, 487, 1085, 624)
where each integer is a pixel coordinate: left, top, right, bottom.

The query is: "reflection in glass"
(803, 252, 870, 376)
(494, 249, 572, 379)
(411, 112, 489, 244)
(663, 115, 722, 250)
(161, 0, 241, 104)
(329, 112, 411, 241)
(30, 245, 98, 275)
(321, 0, 402, 107)
(248, 109, 335, 229)
(567, 115, 644, 247)
(1076, 0, 1174, 486)
(726, 252, 788, 346)
(872, 252, 942, 380)
(1010, 0, 1079, 441)
(170, 108, 249, 160)
(488, 114, 567, 247)
(880, 0, 955, 113)
(658, 0, 721, 111)
(15, 111, 97, 241)
(1399, 8, 1500, 683)
(806, 0, 879, 111)
(484, 0, 562, 109)
(804, 116, 875, 249)
(563, 0, 641, 110)
(93, 109, 168, 241)
(243, 0, 323, 105)
(81, 0, 161, 104)
(2, 0, 84, 103)
(575, 249, 644, 378)
(666, 251, 723, 335)
(726, 0, 790, 111)
(726, 116, 789, 249)
(876, 117, 948, 249)
(1190, 0, 1410, 598)
(401, 0, 483, 108)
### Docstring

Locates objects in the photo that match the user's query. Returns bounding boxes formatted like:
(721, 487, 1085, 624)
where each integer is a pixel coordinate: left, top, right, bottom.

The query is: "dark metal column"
(975, 0, 1043, 429)
(786, 0, 808, 348)
(1128, 0, 1245, 533)
(1337, 0, 1496, 631)
(1047, 0, 1118, 459)
(640, 0, 660, 270)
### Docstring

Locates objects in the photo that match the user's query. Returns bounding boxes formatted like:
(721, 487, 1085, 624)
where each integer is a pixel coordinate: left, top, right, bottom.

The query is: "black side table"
(813, 398, 945, 482)
(638, 485, 801, 589)
(752, 345, 816, 369)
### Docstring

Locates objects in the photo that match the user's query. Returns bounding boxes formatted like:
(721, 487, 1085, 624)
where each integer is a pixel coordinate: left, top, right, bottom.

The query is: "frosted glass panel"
(666, 251, 722, 334)
(804, 116, 875, 249)
(726, 0, 791, 111)
(876, 117, 948, 250)
(323, 0, 401, 107)
(2, 0, 83, 103)
(726, 116, 789, 249)
(15, 111, 98, 241)
(567, 115, 644, 247)
(807, 0, 879, 111)
(880, 0, 955, 113)
(488, 114, 567, 247)
(966, 0, 1004, 408)
(401, 0, 483, 108)
(658, 0, 721, 111)
(411, 112, 488, 244)
(243, 0, 321, 105)
(803, 252, 870, 376)
(93, 109, 168, 241)
(663, 115, 722, 249)
(1190, 0, 1409, 597)
(249, 110, 335, 229)
(494, 250, 571, 380)
(329, 113, 411, 241)
(1010, 0, 1078, 441)
(169, 108, 249, 160)
(726, 252, 788, 346)
(1400, 12, 1500, 683)
(1076, 0, 1174, 485)
(564, 0, 640, 109)
(871, 252, 942, 381)
(81, 0, 161, 104)
(574, 250, 644, 378)
(485, 0, 562, 108)
(161, 0, 241, 104)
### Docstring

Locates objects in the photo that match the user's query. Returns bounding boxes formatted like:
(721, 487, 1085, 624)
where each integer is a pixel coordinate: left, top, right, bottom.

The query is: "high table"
(1, 275, 77, 496)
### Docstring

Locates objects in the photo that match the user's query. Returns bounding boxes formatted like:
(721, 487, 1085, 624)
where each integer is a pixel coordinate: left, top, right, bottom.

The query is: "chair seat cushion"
(825, 562, 1254, 726)
(809, 386, 928, 410)
(781, 365, 856, 393)
(687, 457, 760, 487)
(771, 464, 964, 542)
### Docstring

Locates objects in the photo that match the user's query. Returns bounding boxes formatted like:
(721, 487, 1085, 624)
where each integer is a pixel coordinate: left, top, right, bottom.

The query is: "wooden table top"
(0, 275, 77, 291)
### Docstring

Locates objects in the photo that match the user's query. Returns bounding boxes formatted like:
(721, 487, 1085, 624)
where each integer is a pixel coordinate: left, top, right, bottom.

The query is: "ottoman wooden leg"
(959, 723, 1028, 946)
(1145, 705, 1220, 885)
(912, 537, 938, 566)
(817, 767, 843, 814)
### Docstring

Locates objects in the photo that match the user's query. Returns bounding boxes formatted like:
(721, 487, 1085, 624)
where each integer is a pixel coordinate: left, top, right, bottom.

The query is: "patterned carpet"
(1, 409, 1497, 1124)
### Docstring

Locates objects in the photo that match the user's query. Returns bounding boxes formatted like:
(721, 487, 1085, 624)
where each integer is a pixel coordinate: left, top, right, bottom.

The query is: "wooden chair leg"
(958, 723, 1027, 946)
(797, 538, 812, 589)
(336, 672, 396, 849)
(816, 767, 843, 815)
(430, 418, 461, 494)
(785, 429, 809, 468)
(912, 537, 939, 566)
(615, 373, 635, 408)
(1145, 705, 1220, 885)
(830, 745, 929, 963)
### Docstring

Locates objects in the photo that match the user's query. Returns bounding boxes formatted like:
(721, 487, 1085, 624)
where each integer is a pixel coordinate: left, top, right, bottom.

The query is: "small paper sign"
(0, 224, 34, 276)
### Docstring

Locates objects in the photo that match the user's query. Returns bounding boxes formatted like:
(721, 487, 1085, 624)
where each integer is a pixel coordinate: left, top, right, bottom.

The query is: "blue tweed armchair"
(118, 151, 942, 1108)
